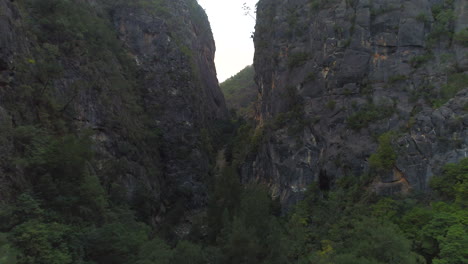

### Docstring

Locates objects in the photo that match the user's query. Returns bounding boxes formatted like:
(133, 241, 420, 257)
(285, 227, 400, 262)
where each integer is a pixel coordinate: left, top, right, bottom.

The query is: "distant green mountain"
(220, 65, 257, 117)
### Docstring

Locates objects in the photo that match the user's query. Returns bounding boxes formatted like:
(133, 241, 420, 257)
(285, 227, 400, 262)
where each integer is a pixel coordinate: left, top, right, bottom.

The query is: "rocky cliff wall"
(0, 0, 227, 223)
(248, 0, 467, 207)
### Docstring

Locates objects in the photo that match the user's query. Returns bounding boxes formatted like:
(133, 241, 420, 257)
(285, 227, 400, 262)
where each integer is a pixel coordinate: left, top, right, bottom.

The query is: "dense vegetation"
(1, 78, 466, 263)
(220, 65, 257, 117)
(2, 119, 466, 264)
(0, 0, 466, 263)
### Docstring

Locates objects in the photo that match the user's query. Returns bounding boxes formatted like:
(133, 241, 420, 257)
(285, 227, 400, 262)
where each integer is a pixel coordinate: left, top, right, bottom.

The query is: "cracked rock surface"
(246, 0, 467, 207)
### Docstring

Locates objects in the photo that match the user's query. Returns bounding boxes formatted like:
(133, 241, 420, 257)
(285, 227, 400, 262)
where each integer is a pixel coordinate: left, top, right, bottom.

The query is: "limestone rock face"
(394, 90, 467, 191)
(0, 0, 227, 220)
(248, 0, 467, 206)
(110, 0, 228, 212)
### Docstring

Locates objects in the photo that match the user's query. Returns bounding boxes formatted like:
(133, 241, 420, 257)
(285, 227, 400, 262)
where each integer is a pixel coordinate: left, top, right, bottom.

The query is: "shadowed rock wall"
(247, 0, 467, 207)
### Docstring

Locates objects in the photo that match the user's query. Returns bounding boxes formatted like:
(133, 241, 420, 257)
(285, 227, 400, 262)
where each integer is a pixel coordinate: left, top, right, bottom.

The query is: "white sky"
(197, 0, 258, 82)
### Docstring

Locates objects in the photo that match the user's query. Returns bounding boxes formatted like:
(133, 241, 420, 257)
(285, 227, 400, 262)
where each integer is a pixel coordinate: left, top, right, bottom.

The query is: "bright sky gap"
(197, 0, 258, 83)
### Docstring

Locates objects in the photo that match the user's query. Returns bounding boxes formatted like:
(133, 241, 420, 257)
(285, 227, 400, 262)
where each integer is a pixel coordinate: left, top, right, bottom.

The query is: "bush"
(454, 28, 468, 47)
(410, 53, 434, 68)
(369, 132, 397, 171)
(429, 158, 468, 204)
(388, 74, 408, 83)
(288, 52, 311, 68)
(347, 103, 394, 130)
(13, 129, 107, 221)
(416, 12, 429, 23)
(435, 73, 468, 107)
(326, 100, 336, 110)
(427, 4, 455, 44)
(10, 221, 75, 264)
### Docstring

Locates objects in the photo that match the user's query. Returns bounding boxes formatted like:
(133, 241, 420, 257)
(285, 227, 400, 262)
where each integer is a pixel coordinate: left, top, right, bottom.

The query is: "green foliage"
(13, 0, 142, 131)
(171, 241, 206, 264)
(288, 180, 426, 264)
(224, 120, 259, 167)
(416, 12, 429, 23)
(428, 2, 456, 44)
(220, 65, 257, 116)
(330, 219, 424, 264)
(2, 1, 466, 264)
(454, 28, 468, 47)
(326, 100, 336, 110)
(415, 73, 468, 108)
(410, 52, 434, 68)
(0, 233, 17, 264)
(23, 0, 121, 58)
(429, 158, 468, 206)
(207, 166, 242, 241)
(14, 130, 107, 221)
(288, 52, 311, 68)
(409, 83, 437, 105)
(186, 0, 210, 32)
(369, 132, 397, 171)
(10, 221, 75, 264)
(254, 123, 270, 143)
(219, 184, 287, 264)
(310, 0, 326, 11)
(372, 197, 399, 220)
(134, 238, 172, 264)
(438, 73, 468, 106)
(272, 102, 308, 136)
(133, 0, 169, 16)
(85, 212, 151, 264)
(389, 74, 408, 83)
(433, 223, 467, 264)
(284, 159, 468, 264)
(347, 102, 395, 130)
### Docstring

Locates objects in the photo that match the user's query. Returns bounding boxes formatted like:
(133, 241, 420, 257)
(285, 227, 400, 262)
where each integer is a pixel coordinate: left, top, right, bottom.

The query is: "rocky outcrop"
(248, 0, 467, 206)
(0, 0, 227, 223)
(393, 89, 467, 190)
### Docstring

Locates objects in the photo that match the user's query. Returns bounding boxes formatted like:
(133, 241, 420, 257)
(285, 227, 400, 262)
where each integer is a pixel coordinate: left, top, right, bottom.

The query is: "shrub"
(10, 221, 75, 264)
(288, 52, 311, 68)
(310, 0, 329, 10)
(429, 158, 468, 204)
(347, 103, 394, 130)
(410, 53, 434, 68)
(438, 73, 468, 106)
(428, 5, 455, 43)
(369, 132, 397, 171)
(416, 12, 428, 23)
(388, 74, 408, 83)
(453, 28, 468, 47)
(326, 100, 336, 110)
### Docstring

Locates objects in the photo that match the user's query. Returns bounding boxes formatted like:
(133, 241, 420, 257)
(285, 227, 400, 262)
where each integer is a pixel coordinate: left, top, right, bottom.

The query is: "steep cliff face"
(0, 0, 227, 222)
(249, 0, 467, 206)
(109, 0, 228, 215)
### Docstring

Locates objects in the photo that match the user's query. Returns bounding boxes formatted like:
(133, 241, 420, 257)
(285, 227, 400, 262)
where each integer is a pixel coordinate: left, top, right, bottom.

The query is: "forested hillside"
(220, 65, 257, 117)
